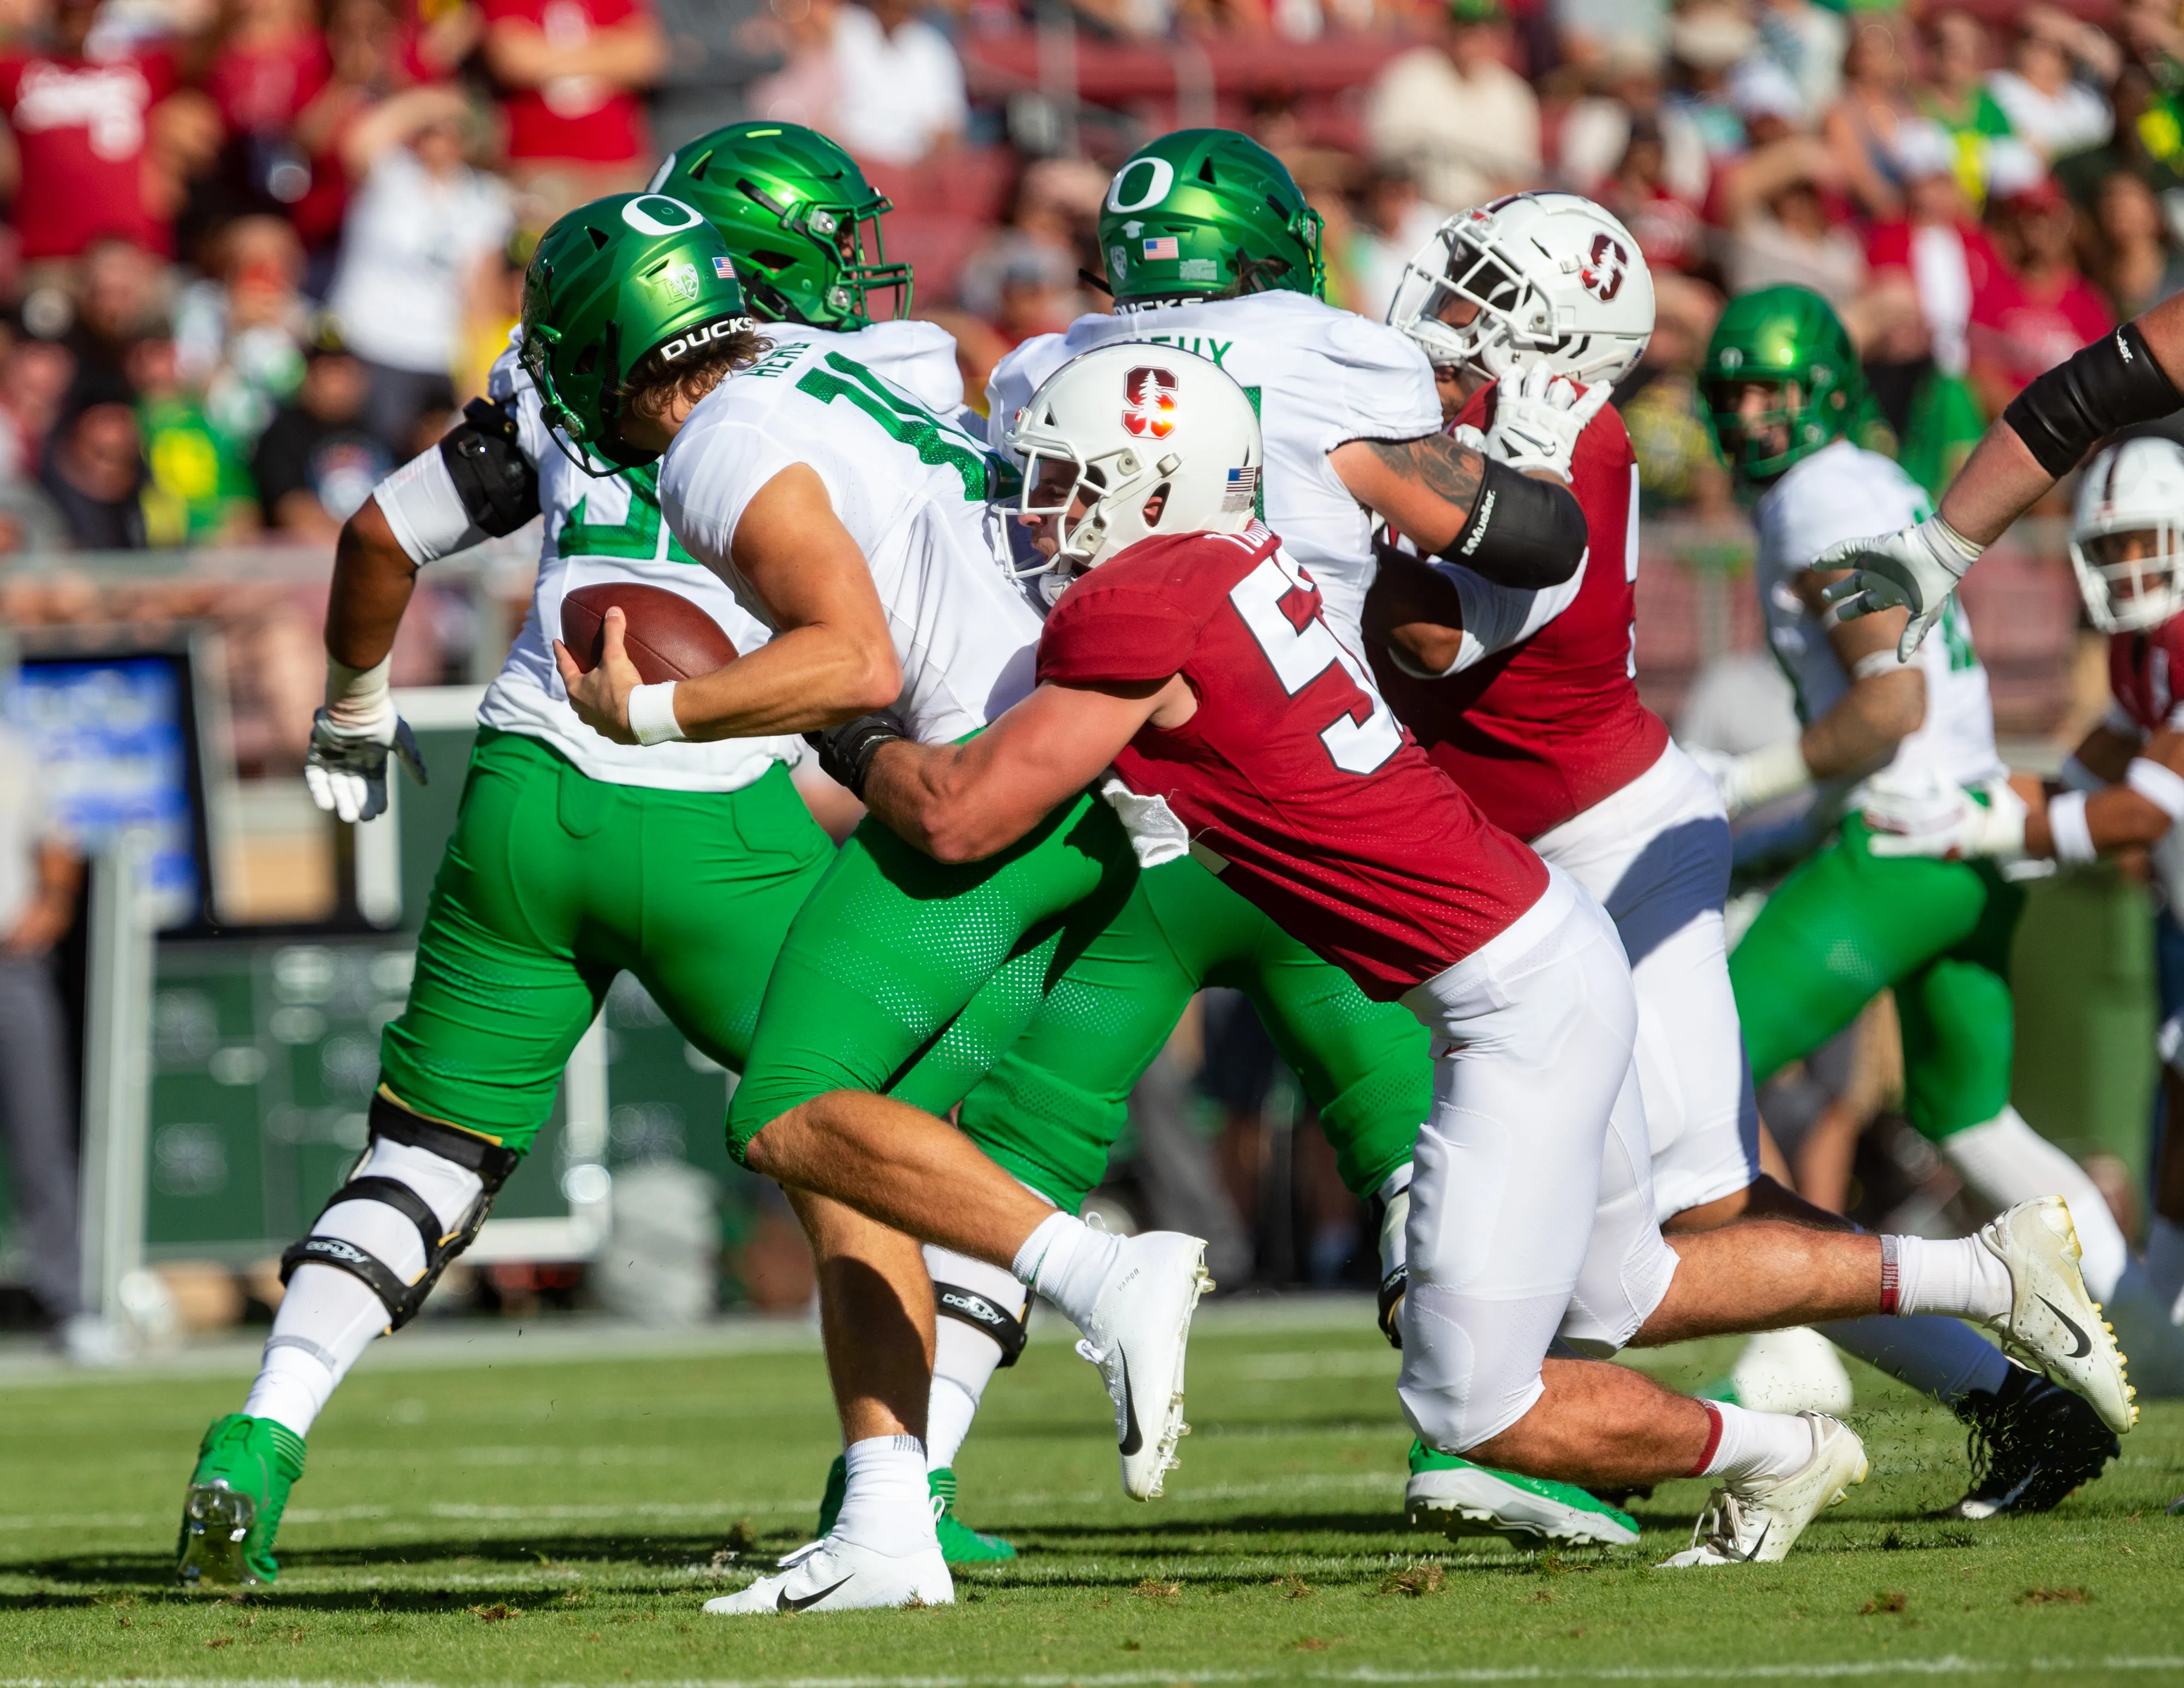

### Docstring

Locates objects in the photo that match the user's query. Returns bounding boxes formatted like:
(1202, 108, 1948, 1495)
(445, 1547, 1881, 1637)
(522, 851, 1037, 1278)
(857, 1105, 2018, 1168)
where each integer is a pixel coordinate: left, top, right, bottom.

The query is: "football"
(560, 583, 738, 685)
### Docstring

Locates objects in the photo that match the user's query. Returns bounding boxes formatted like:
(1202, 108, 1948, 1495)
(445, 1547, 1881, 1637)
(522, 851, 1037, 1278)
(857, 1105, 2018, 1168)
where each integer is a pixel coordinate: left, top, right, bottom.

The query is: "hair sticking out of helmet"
(1097, 129, 1325, 305)
(519, 192, 760, 474)
(1387, 193, 1654, 387)
(1004, 342, 1265, 576)
(646, 122, 912, 329)
(2071, 436, 2184, 633)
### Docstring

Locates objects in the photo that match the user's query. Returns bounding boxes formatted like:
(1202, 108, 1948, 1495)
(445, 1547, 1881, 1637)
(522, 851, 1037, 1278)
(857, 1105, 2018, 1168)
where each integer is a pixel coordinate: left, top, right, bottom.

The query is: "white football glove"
(1863, 776, 2027, 863)
(1814, 515, 1984, 662)
(1681, 738, 1812, 820)
(303, 656, 426, 824)
(1482, 363, 1614, 484)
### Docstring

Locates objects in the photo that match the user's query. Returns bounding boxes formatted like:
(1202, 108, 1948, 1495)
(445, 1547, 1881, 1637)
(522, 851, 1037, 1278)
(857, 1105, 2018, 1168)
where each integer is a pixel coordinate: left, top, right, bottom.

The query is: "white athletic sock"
(242, 1265, 388, 1436)
(238, 1135, 485, 1439)
(922, 1244, 1025, 1471)
(1818, 1313, 2011, 1405)
(2147, 1215, 2184, 1324)
(1940, 1109, 2128, 1299)
(1691, 1400, 1814, 1485)
(833, 1434, 937, 1556)
(1885, 1234, 2014, 1322)
(1012, 1211, 1122, 1332)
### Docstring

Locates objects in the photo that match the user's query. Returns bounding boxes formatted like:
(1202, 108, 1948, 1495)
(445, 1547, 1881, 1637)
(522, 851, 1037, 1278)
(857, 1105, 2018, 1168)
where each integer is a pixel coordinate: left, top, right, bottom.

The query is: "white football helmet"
(1388, 191, 1655, 387)
(1002, 342, 1263, 576)
(2072, 436, 2184, 633)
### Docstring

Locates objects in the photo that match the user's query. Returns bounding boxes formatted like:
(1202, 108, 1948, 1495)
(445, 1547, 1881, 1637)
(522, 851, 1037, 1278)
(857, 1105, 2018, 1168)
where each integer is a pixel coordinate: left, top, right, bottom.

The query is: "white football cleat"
(1975, 1198, 2136, 1435)
(1729, 1327, 1855, 1416)
(702, 1535, 952, 1616)
(1658, 1412, 1867, 1567)
(1072, 1230, 1213, 1501)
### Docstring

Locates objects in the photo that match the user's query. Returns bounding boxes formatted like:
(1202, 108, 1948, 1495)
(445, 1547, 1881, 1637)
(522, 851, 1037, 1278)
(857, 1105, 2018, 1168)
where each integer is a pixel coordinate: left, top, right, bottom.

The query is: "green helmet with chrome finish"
(1097, 129, 1325, 304)
(519, 192, 756, 473)
(1700, 284, 1873, 484)
(646, 121, 910, 329)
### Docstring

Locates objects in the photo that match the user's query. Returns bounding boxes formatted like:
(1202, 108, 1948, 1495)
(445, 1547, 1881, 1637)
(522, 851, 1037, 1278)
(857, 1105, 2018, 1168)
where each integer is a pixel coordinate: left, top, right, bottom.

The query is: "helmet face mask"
(1003, 343, 1263, 576)
(648, 124, 911, 330)
(519, 193, 758, 475)
(1387, 194, 1654, 387)
(1098, 129, 1325, 306)
(2072, 438, 2184, 633)
(1700, 285, 1866, 484)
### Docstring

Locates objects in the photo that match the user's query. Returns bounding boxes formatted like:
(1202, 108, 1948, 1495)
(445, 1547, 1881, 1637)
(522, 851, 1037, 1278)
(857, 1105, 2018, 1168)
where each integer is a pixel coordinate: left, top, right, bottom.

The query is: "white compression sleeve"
(373, 446, 483, 565)
(923, 1245, 1028, 1472)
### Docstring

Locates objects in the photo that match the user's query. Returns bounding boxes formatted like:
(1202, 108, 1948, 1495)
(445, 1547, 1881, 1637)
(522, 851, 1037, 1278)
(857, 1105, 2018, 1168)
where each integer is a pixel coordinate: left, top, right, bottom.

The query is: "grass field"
(1, 1299, 2180, 1687)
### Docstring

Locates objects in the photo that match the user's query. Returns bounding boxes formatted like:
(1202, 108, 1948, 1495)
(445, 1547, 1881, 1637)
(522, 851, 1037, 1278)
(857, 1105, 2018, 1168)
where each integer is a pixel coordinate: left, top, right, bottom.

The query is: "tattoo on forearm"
(1363, 435, 1486, 511)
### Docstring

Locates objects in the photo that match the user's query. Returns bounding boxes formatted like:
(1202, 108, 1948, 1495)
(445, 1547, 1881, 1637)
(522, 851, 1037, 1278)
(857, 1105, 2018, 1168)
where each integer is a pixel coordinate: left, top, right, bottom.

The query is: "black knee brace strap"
(2004, 321, 2184, 479)
(280, 1095, 521, 1332)
(934, 1281, 1030, 1367)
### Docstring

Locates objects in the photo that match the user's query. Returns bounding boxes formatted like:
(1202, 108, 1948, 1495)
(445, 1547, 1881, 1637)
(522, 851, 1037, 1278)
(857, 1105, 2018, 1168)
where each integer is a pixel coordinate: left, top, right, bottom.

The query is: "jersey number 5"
(1231, 555, 1403, 775)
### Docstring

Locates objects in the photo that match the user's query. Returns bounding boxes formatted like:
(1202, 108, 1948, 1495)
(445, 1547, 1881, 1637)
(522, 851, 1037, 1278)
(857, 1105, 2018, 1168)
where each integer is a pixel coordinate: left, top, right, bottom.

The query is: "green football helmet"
(1097, 129, 1325, 304)
(519, 192, 755, 473)
(647, 122, 910, 330)
(1700, 285, 1871, 483)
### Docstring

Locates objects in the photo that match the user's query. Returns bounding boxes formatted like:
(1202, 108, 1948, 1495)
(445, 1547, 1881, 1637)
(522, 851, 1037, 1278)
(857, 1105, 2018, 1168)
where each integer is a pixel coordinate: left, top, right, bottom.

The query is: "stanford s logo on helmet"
(1124, 366, 1179, 440)
(1581, 233, 1629, 303)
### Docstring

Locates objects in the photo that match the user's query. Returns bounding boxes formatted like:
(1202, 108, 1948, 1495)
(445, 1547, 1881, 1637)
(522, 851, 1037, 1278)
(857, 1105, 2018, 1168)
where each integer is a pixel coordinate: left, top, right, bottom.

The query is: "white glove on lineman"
(1862, 775, 2027, 862)
(1482, 363, 1615, 483)
(1814, 514, 1984, 662)
(304, 656, 427, 824)
(1681, 738, 1813, 820)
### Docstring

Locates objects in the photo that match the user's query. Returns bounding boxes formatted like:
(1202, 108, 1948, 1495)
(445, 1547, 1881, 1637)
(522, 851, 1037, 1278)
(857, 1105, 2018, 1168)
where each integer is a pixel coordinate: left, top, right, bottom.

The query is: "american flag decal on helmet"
(1221, 466, 1257, 513)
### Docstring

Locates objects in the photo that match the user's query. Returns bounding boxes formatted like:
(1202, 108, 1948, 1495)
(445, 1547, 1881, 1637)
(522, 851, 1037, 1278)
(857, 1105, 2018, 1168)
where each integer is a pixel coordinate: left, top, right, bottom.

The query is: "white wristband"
(1924, 512, 1985, 567)
(2046, 789, 2097, 863)
(1733, 737, 1814, 810)
(1850, 649, 1906, 682)
(2127, 756, 2184, 823)
(626, 681, 686, 747)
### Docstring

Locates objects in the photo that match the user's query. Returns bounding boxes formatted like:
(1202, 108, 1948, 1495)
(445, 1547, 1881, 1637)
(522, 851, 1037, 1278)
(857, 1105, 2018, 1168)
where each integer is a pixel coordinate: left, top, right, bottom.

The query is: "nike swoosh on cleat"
(1117, 1353, 1143, 1458)
(2037, 1296, 2093, 1360)
(778, 1576, 853, 1613)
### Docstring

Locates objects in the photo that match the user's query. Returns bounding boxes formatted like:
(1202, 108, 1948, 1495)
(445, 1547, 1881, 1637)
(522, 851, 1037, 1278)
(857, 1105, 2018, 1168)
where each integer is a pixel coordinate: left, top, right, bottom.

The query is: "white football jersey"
(987, 291, 1441, 647)
(660, 335, 1039, 744)
(763, 317, 965, 418)
(1754, 439, 2004, 805)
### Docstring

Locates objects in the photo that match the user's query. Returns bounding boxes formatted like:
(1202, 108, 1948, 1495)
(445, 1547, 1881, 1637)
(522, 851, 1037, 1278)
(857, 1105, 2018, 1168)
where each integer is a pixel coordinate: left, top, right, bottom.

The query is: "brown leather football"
(560, 583, 739, 684)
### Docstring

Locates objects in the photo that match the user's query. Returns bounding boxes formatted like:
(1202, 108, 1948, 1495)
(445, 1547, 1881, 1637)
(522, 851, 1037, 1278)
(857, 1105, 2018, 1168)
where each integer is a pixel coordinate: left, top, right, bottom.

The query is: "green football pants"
(1730, 814, 2023, 1142)
(943, 853, 1431, 1213)
(378, 728, 833, 1151)
(725, 790, 1141, 1159)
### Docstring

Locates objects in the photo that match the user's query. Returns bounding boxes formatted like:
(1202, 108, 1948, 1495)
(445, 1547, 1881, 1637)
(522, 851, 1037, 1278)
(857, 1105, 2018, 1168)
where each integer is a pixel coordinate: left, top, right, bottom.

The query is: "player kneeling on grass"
(825, 341, 2135, 1567)
(1372, 198, 2122, 1541)
(1860, 433, 2184, 1395)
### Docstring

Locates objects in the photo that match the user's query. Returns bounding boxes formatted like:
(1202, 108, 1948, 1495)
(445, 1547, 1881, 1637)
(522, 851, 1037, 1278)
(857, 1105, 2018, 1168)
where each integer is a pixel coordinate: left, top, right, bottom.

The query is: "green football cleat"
(814, 1455, 1018, 1566)
(176, 1413, 306, 1586)
(1405, 1439, 1639, 1549)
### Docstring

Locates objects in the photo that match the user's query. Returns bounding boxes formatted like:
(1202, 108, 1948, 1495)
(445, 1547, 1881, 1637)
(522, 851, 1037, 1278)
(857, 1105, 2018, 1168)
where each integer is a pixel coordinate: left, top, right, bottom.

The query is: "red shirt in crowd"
(1038, 523, 1548, 1000)
(481, 0, 649, 165)
(1969, 266, 2115, 400)
(0, 44, 176, 259)
(204, 35, 329, 134)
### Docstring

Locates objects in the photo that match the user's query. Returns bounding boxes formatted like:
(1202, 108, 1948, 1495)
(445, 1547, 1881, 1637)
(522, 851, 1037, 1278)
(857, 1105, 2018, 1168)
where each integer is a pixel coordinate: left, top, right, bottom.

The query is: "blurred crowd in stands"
(0, 0, 2172, 562)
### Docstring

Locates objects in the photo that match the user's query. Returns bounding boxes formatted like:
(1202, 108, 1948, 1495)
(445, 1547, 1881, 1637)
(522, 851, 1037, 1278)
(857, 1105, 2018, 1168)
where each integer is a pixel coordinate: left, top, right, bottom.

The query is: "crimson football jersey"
(2109, 618, 2184, 737)
(1039, 524, 1549, 1000)
(1368, 386, 1669, 842)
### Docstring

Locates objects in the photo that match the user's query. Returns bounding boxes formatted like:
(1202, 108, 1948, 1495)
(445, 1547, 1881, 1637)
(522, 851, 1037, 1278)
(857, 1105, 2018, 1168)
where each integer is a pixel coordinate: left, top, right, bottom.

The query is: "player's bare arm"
(555, 465, 901, 745)
(1328, 430, 1586, 592)
(2015, 725, 2184, 859)
(1362, 543, 1467, 676)
(860, 676, 1192, 863)
(327, 498, 420, 671)
(1792, 568, 1925, 780)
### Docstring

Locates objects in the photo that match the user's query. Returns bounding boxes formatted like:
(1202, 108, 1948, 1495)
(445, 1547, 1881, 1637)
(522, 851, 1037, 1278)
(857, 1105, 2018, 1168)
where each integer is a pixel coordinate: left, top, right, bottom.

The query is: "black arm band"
(439, 396, 540, 537)
(1432, 456, 1587, 590)
(2003, 321, 2184, 480)
(809, 713, 906, 798)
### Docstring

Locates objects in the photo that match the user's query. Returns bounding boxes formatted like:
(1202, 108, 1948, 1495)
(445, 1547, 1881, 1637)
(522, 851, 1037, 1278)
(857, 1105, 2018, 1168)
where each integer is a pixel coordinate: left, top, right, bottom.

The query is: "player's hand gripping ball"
(554, 584, 738, 744)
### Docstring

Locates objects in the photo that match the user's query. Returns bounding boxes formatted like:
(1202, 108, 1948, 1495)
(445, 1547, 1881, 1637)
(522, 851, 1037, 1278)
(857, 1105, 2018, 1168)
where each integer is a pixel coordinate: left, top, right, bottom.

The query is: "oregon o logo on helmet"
(1123, 365, 1178, 440)
(1106, 157, 1176, 215)
(622, 195, 702, 237)
(1579, 232, 1629, 303)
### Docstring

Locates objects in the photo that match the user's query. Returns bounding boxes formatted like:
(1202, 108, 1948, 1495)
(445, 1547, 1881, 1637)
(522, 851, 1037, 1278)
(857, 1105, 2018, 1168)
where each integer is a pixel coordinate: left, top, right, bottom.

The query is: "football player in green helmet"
(1690, 283, 2174, 1460)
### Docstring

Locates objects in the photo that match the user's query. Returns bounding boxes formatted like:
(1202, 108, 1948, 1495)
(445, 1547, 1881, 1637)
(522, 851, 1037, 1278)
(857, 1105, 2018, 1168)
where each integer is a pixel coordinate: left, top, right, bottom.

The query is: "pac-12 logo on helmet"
(1580, 232, 1629, 303)
(1123, 366, 1179, 439)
